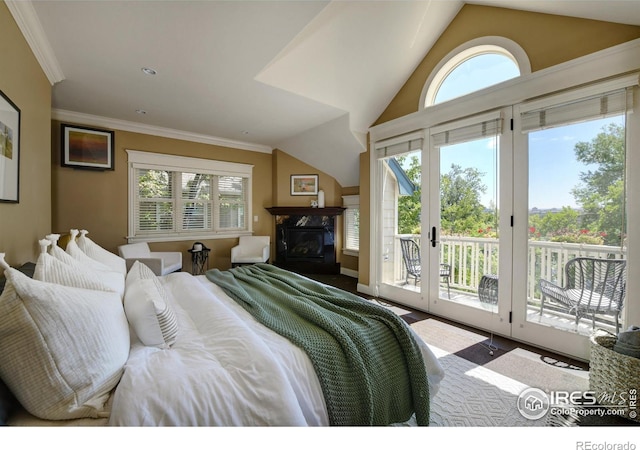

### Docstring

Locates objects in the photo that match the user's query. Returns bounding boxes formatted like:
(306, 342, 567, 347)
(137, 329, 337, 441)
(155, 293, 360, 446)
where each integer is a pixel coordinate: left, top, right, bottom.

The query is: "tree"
(397, 155, 422, 234)
(440, 164, 493, 235)
(571, 123, 625, 246)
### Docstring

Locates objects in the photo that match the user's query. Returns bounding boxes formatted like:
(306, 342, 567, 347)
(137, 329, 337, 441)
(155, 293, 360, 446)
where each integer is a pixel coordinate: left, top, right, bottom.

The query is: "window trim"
(342, 194, 360, 256)
(126, 149, 254, 243)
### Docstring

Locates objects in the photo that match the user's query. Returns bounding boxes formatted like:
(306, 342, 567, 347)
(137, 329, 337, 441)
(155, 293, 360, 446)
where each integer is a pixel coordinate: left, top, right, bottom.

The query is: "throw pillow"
(124, 262, 178, 348)
(34, 240, 124, 298)
(77, 230, 127, 275)
(0, 258, 129, 421)
(65, 229, 114, 272)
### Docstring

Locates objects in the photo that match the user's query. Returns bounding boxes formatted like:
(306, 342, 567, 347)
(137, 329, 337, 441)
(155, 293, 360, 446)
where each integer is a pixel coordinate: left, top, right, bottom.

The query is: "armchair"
(117, 242, 182, 276)
(231, 236, 270, 267)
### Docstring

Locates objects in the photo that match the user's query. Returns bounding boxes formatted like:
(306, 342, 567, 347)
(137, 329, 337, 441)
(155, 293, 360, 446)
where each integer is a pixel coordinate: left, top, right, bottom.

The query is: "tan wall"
(272, 149, 342, 208)
(51, 121, 273, 270)
(0, 4, 52, 267)
(360, 5, 640, 287)
(375, 4, 640, 125)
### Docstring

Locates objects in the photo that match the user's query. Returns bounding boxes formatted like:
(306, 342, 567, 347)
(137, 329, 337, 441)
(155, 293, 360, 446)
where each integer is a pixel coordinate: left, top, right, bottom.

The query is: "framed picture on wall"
(61, 123, 115, 170)
(290, 174, 318, 196)
(0, 89, 21, 203)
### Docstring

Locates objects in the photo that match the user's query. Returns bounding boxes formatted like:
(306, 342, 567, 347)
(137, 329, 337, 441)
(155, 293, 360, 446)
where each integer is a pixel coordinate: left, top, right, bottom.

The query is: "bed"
(0, 231, 444, 427)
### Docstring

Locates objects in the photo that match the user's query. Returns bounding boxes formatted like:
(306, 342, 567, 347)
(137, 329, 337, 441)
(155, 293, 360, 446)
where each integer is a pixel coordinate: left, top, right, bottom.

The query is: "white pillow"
(124, 277, 179, 348)
(0, 264, 130, 420)
(34, 241, 125, 298)
(65, 230, 114, 272)
(77, 230, 127, 276)
(125, 258, 158, 290)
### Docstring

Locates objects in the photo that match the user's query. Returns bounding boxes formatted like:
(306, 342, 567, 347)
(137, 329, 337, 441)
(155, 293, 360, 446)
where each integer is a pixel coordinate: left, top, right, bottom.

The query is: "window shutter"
(344, 208, 360, 251)
(135, 169, 174, 233)
(180, 173, 212, 231)
(216, 176, 247, 230)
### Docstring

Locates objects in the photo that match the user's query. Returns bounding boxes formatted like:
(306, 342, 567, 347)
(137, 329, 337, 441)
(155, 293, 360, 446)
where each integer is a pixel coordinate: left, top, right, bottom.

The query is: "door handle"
(431, 226, 437, 247)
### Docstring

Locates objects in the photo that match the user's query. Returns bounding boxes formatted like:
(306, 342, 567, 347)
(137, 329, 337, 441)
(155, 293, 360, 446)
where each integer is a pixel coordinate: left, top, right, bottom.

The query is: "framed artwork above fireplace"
(290, 174, 318, 196)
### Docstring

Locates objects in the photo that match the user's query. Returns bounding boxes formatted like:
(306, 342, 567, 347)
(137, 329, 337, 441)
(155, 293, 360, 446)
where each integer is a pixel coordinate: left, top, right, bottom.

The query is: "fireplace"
(266, 206, 345, 274)
(286, 228, 324, 260)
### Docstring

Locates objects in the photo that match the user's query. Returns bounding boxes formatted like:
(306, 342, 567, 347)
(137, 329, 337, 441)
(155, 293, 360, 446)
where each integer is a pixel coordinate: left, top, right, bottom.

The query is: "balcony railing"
(393, 234, 626, 300)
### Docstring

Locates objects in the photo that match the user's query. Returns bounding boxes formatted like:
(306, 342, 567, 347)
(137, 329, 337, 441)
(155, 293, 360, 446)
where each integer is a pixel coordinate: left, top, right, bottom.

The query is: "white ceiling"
(10, 0, 640, 187)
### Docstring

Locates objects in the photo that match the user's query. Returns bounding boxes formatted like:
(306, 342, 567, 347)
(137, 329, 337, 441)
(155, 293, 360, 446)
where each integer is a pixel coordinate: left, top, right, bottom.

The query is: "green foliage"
(397, 155, 422, 234)
(394, 122, 625, 246)
(528, 123, 625, 246)
(440, 164, 497, 236)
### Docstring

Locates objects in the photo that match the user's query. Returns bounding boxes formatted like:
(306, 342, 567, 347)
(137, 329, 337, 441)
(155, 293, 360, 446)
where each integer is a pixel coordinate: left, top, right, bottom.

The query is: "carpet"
(407, 318, 590, 426)
(426, 345, 545, 426)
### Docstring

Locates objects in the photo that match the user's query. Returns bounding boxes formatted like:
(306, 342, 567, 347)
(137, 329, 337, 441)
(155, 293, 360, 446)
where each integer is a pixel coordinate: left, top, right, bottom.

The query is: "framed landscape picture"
(291, 174, 318, 196)
(61, 123, 114, 170)
(0, 89, 20, 203)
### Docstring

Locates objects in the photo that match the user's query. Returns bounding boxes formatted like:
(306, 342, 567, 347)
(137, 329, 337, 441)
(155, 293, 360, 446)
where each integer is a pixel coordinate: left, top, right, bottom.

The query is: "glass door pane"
(378, 149, 423, 305)
(525, 117, 627, 335)
(436, 137, 500, 312)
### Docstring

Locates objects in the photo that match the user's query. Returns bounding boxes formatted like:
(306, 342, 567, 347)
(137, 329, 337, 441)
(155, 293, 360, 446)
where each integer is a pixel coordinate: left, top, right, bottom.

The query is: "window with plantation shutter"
(216, 176, 247, 230)
(126, 150, 253, 243)
(342, 195, 359, 255)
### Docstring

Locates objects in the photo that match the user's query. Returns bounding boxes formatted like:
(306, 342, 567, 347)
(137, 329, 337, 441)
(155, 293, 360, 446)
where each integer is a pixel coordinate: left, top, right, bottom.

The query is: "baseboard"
(340, 267, 359, 278)
(357, 283, 374, 296)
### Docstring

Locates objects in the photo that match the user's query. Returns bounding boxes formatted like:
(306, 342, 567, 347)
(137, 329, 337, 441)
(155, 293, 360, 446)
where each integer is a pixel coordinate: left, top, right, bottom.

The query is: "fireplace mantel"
(266, 206, 345, 216)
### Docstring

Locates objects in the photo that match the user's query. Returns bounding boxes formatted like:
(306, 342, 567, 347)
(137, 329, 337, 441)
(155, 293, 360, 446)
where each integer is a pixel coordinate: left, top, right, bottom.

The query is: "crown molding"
(5, 0, 65, 85)
(52, 109, 274, 154)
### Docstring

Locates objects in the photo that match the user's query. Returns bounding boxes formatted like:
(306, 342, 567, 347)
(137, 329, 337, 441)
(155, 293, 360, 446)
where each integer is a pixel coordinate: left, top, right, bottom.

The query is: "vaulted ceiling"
(8, 1, 640, 187)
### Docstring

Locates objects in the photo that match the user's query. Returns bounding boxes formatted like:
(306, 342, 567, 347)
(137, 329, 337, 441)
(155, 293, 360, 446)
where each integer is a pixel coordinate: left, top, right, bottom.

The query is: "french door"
(511, 85, 631, 359)
(372, 81, 634, 360)
(425, 108, 513, 337)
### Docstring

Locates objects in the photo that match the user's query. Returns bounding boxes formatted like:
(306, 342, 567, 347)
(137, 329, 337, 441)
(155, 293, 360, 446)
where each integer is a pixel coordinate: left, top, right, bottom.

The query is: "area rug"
(426, 345, 546, 426)
(406, 318, 590, 426)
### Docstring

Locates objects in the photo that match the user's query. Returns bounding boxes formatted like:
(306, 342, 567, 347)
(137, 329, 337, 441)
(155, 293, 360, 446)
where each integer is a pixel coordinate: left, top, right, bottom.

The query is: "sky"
(438, 116, 622, 210)
(396, 53, 625, 211)
(433, 53, 624, 210)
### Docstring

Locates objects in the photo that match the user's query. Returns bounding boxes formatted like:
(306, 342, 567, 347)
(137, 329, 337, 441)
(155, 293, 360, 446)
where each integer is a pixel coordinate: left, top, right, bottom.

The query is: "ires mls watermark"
(516, 387, 638, 420)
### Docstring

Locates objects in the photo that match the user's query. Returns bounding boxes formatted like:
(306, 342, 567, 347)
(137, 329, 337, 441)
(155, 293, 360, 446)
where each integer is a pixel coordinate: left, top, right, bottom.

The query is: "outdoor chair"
(538, 257, 626, 333)
(399, 237, 451, 298)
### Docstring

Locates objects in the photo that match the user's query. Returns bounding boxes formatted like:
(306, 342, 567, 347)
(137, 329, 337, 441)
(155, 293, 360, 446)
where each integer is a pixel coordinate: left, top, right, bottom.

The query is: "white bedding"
(109, 272, 444, 426)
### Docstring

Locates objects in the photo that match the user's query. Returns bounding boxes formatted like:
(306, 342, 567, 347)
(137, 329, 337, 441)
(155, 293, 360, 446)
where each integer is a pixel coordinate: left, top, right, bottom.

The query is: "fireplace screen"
(286, 228, 324, 260)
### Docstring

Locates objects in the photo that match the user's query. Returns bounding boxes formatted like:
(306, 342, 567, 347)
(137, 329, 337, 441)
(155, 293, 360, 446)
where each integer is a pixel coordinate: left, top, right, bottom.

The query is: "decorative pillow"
(77, 230, 127, 276)
(125, 258, 158, 289)
(124, 261, 178, 348)
(0, 255, 130, 421)
(65, 230, 114, 272)
(34, 240, 125, 298)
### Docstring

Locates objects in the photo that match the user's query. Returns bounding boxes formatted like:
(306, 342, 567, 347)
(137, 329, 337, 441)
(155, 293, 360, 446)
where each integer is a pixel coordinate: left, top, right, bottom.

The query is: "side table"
(188, 246, 210, 275)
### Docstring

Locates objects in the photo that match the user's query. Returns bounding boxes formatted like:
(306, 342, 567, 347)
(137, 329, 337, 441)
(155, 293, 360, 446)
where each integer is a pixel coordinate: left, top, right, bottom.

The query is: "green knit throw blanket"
(206, 264, 429, 426)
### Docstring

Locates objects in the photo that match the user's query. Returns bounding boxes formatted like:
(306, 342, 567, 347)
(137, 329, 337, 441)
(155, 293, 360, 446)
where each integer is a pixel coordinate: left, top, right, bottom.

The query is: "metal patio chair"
(399, 237, 451, 298)
(538, 257, 626, 333)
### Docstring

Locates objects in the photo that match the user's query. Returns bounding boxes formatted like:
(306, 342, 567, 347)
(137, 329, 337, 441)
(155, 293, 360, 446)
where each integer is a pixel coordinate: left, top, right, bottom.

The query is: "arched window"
(422, 38, 530, 108)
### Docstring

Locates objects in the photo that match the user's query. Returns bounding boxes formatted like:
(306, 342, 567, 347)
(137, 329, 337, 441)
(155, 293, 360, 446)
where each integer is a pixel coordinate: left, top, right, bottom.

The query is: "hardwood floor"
(305, 272, 589, 370)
